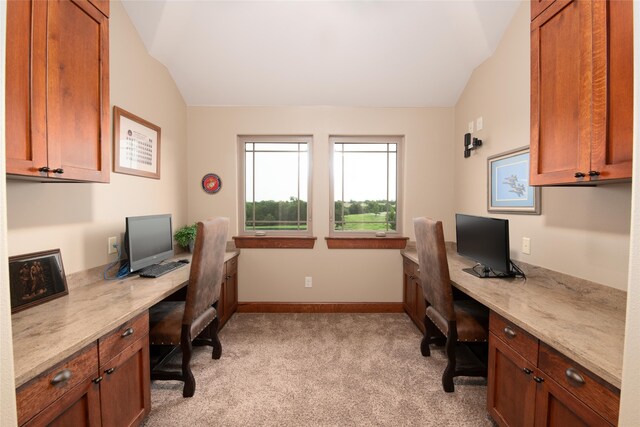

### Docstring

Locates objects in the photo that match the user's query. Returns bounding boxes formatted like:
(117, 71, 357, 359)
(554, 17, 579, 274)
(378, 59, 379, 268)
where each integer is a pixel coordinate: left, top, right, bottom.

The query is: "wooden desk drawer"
(538, 342, 620, 425)
(403, 257, 418, 277)
(226, 256, 238, 276)
(17, 343, 98, 425)
(98, 311, 149, 364)
(489, 311, 538, 365)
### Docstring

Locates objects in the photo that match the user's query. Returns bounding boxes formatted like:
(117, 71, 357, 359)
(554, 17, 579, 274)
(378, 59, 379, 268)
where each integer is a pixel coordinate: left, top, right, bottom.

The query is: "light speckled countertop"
(402, 245, 626, 389)
(12, 251, 239, 388)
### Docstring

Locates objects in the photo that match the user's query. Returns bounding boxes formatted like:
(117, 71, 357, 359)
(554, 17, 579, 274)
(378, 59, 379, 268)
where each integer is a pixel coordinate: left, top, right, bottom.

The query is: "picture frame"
(113, 106, 161, 179)
(487, 146, 541, 215)
(9, 249, 69, 314)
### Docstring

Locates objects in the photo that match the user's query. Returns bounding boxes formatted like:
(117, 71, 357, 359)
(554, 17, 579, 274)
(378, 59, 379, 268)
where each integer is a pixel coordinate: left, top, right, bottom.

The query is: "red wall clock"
(202, 173, 222, 194)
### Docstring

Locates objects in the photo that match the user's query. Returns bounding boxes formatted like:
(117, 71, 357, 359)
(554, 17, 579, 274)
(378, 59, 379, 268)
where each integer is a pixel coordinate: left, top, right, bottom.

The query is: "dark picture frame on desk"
(113, 106, 161, 179)
(487, 146, 541, 215)
(9, 249, 68, 313)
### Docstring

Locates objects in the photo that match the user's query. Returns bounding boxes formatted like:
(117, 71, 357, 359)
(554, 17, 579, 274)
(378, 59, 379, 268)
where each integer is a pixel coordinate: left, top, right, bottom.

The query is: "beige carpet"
(143, 313, 492, 426)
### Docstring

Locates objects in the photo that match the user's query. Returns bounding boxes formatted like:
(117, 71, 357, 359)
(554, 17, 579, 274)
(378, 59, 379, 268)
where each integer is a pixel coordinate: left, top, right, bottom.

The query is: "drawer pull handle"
(121, 327, 134, 338)
(533, 376, 544, 383)
(50, 369, 72, 385)
(522, 367, 532, 375)
(105, 367, 116, 375)
(565, 368, 585, 385)
(92, 376, 103, 384)
(503, 326, 516, 339)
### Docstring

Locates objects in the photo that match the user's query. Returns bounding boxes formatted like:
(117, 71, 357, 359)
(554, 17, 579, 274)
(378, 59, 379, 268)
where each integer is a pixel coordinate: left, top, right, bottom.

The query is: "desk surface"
(402, 246, 626, 389)
(12, 252, 239, 388)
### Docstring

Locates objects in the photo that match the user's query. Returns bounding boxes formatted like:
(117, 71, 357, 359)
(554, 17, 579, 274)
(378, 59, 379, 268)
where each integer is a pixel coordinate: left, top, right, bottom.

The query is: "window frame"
(329, 135, 404, 238)
(237, 135, 313, 237)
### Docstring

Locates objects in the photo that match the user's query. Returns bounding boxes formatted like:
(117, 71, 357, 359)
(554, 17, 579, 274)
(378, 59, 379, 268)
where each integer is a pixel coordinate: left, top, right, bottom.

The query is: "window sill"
(325, 237, 409, 249)
(232, 236, 317, 249)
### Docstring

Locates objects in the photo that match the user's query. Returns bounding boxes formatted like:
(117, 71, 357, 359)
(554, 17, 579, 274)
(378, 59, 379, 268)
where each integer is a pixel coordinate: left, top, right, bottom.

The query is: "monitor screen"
(125, 214, 174, 273)
(455, 213, 512, 277)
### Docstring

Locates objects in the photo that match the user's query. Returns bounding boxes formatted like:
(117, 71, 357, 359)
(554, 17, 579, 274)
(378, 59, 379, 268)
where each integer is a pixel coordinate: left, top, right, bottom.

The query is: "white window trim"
(329, 135, 404, 237)
(237, 135, 313, 237)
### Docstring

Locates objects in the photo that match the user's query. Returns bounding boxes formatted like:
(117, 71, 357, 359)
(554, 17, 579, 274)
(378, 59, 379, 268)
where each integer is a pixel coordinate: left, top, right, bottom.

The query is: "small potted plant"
(174, 223, 197, 252)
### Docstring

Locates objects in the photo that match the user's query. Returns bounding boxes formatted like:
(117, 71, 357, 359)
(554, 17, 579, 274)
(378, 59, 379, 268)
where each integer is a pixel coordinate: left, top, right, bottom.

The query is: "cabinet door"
(99, 335, 151, 427)
(487, 333, 537, 427)
(534, 374, 613, 427)
(224, 266, 238, 320)
(530, 0, 593, 185)
(402, 260, 416, 318)
(590, 0, 633, 181)
(414, 278, 426, 334)
(23, 378, 101, 427)
(43, 0, 110, 182)
(5, 0, 48, 177)
(531, 0, 556, 20)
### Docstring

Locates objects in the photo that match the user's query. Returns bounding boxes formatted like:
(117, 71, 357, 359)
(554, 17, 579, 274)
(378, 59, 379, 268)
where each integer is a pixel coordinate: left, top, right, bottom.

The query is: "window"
(330, 136, 403, 237)
(239, 136, 312, 236)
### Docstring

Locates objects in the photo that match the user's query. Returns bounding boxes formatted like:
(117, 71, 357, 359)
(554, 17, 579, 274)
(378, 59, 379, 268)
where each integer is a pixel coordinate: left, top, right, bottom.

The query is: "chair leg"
(421, 313, 433, 357)
(181, 326, 196, 398)
(442, 324, 457, 393)
(210, 317, 222, 360)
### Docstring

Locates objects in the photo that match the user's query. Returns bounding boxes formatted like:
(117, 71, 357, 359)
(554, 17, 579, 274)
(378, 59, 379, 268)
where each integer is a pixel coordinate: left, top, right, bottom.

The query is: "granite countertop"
(12, 251, 240, 388)
(402, 245, 626, 389)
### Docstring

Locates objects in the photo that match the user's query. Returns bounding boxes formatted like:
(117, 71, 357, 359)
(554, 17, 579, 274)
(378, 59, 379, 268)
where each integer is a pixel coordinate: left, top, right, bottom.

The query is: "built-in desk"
(402, 244, 625, 425)
(12, 251, 239, 426)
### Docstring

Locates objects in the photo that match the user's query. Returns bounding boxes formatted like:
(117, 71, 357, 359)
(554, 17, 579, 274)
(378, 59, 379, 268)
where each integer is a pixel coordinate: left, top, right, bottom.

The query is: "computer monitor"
(455, 213, 513, 278)
(125, 214, 174, 273)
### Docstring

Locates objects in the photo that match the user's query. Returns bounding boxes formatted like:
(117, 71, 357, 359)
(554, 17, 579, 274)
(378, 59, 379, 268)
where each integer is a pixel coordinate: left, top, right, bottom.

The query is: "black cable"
(103, 244, 130, 281)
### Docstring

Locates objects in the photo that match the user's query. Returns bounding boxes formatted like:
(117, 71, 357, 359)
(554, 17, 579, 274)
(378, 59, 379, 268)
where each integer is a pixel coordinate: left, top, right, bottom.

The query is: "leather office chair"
(413, 217, 488, 392)
(149, 217, 229, 397)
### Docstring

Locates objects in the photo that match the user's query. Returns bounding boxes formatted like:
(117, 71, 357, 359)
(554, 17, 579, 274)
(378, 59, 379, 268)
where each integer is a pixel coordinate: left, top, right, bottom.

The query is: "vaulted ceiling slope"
(122, 1, 520, 107)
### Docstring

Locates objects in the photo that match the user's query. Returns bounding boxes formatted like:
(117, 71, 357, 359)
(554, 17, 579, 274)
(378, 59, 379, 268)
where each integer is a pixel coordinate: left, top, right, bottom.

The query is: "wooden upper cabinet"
(590, 0, 634, 181)
(5, 0, 110, 183)
(530, 0, 633, 186)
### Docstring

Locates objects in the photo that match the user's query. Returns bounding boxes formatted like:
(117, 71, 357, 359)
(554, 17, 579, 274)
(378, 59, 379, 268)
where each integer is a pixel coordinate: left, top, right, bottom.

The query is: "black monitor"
(455, 213, 514, 278)
(125, 214, 174, 273)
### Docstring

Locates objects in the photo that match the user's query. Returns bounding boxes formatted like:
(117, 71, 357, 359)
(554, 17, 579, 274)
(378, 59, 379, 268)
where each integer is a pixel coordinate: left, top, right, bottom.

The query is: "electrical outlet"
(468, 121, 474, 133)
(305, 276, 312, 288)
(476, 116, 483, 131)
(108, 236, 118, 255)
(522, 237, 531, 255)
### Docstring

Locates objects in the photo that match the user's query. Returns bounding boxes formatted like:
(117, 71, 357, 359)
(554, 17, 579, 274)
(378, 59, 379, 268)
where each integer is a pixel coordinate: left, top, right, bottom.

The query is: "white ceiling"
(122, 1, 520, 107)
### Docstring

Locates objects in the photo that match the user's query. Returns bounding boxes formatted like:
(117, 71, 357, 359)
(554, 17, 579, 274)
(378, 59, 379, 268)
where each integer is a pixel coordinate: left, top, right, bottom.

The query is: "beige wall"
(5, 1, 188, 274)
(188, 107, 454, 302)
(619, 2, 640, 423)
(1, 1, 18, 424)
(453, 2, 631, 290)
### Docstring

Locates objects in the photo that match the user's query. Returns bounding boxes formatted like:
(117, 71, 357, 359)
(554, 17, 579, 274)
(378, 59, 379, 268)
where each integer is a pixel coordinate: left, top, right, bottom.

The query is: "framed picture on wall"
(487, 146, 541, 215)
(113, 106, 161, 179)
(9, 249, 69, 313)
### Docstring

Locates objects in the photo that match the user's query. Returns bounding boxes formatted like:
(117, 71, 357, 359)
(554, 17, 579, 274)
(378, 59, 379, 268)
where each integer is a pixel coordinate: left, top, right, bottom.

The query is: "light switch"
(476, 117, 483, 131)
(468, 121, 474, 133)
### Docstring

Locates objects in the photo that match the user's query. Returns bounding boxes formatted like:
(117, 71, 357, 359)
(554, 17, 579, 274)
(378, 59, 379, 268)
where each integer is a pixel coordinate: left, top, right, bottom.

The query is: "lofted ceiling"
(122, 1, 520, 107)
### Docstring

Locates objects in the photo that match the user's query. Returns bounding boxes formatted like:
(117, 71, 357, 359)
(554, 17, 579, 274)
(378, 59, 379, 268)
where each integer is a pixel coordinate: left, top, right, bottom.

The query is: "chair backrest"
(413, 217, 455, 322)
(182, 217, 229, 326)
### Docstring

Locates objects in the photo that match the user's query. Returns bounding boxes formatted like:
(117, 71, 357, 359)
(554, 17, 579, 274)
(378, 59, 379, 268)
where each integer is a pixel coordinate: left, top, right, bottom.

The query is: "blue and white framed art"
(487, 146, 540, 215)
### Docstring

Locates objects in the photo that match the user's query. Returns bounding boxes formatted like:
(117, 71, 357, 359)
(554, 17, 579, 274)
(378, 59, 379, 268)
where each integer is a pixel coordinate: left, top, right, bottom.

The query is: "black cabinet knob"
(522, 367, 532, 375)
(587, 170, 600, 177)
(533, 376, 544, 383)
(574, 172, 586, 178)
(38, 166, 51, 173)
(52, 168, 64, 174)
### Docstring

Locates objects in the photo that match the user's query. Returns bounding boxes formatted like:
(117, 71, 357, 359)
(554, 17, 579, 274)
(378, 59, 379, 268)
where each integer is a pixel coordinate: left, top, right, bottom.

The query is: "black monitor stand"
(462, 265, 516, 279)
